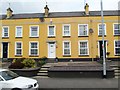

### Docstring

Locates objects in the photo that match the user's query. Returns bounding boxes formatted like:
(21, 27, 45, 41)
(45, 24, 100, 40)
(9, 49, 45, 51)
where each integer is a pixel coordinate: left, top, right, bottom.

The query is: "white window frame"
(48, 25, 56, 37)
(2, 26, 9, 37)
(113, 23, 120, 36)
(63, 24, 71, 36)
(78, 24, 88, 36)
(29, 41, 39, 56)
(15, 42, 23, 56)
(15, 26, 23, 37)
(98, 23, 106, 36)
(114, 40, 120, 55)
(29, 25, 39, 37)
(63, 41, 71, 56)
(78, 40, 89, 55)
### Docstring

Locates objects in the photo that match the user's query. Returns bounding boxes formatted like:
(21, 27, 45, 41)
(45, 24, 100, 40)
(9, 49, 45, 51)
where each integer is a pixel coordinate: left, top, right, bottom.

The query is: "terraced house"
(0, 3, 120, 61)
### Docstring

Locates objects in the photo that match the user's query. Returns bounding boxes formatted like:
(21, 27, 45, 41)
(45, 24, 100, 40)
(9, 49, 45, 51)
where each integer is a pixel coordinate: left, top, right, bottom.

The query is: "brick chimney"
(84, 3, 89, 15)
(44, 5, 49, 17)
(6, 7, 13, 19)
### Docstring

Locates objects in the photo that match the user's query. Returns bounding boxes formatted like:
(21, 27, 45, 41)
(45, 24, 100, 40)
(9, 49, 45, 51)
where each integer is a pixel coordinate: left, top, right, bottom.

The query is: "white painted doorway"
(48, 42, 56, 58)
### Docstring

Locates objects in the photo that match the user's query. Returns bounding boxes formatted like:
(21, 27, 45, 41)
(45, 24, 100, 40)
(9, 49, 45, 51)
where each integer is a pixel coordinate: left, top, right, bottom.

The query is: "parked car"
(0, 69, 39, 90)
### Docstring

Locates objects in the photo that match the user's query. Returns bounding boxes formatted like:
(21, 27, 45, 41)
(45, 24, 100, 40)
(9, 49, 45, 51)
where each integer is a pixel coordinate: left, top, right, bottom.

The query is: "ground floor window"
(15, 42, 22, 56)
(63, 41, 71, 56)
(29, 42, 39, 56)
(114, 40, 120, 55)
(79, 41, 89, 55)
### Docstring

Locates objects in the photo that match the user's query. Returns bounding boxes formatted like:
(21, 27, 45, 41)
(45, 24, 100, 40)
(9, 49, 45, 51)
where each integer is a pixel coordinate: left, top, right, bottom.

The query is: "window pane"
(16, 27, 22, 37)
(99, 24, 105, 35)
(49, 26, 54, 36)
(3, 27, 8, 37)
(17, 43, 21, 48)
(31, 26, 38, 37)
(31, 43, 37, 48)
(79, 42, 88, 55)
(114, 24, 120, 35)
(79, 25, 87, 36)
(64, 25, 70, 36)
(16, 49, 21, 55)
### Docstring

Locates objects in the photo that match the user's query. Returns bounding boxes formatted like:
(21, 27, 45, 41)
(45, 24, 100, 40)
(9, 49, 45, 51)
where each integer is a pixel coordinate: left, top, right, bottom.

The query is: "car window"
(0, 71, 19, 81)
(0, 77, 3, 81)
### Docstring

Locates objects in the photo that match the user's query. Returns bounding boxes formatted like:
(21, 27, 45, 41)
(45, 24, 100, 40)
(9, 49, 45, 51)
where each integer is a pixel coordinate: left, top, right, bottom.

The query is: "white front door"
(48, 43, 56, 58)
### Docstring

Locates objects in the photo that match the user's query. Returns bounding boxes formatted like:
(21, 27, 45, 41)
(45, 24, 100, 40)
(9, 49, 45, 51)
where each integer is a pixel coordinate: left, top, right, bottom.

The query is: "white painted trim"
(1, 42, 9, 58)
(2, 26, 9, 37)
(29, 25, 39, 37)
(78, 24, 89, 36)
(113, 23, 120, 35)
(114, 40, 120, 55)
(48, 42, 56, 58)
(15, 41, 23, 56)
(62, 24, 71, 36)
(98, 40, 107, 58)
(47, 25, 56, 37)
(63, 40, 71, 56)
(15, 26, 23, 37)
(78, 40, 89, 56)
(98, 23, 106, 36)
(29, 41, 39, 56)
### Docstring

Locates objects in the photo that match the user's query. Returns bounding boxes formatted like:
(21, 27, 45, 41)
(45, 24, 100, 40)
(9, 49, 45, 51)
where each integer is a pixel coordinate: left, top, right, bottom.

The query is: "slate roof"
(0, 10, 119, 20)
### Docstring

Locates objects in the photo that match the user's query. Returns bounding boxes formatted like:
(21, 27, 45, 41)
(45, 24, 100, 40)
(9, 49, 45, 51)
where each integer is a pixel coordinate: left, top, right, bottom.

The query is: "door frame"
(48, 42, 56, 58)
(1, 42, 9, 58)
(98, 40, 107, 58)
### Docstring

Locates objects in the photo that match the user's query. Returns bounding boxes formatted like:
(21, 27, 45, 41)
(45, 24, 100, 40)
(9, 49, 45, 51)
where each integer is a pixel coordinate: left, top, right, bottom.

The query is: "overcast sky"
(0, 0, 119, 14)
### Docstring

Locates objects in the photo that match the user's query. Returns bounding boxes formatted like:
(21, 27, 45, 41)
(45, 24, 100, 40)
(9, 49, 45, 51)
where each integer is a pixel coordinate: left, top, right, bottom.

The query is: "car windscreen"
(0, 71, 19, 81)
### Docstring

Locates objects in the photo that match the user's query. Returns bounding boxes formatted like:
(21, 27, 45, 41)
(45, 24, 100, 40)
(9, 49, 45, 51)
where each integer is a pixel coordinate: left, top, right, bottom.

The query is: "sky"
(0, 0, 120, 14)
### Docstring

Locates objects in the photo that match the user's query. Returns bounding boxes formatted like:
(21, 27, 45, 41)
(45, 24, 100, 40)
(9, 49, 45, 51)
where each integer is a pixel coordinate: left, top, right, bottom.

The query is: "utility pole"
(101, 0, 106, 78)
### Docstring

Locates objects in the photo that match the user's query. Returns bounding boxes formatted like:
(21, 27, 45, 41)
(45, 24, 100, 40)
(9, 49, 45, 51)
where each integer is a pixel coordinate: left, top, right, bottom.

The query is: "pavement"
(33, 77, 119, 90)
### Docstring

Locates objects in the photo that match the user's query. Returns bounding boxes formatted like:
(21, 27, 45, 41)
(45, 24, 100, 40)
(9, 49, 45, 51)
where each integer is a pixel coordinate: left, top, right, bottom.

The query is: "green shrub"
(22, 58, 36, 68)
(38, 60, 46, 67)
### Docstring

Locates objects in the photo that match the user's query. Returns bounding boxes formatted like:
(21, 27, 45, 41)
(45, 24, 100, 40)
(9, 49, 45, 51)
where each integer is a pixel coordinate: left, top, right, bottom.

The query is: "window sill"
(2, 37, 9, 39)
(115, 54, 120, 56)
(78, 36, 88, 37)
(29, 55, 39, 57)
(15, 37, 22, 38)
(48, 36, 56, 38)
(63, 36, 71, 38)
(98, 35, 106, 37)
(15, 55, 22, 57)
(114, 35, 120, 36)
(79, 55, 89, 57)
(63, 55, 71, 57)
(29, 37, 39, 38)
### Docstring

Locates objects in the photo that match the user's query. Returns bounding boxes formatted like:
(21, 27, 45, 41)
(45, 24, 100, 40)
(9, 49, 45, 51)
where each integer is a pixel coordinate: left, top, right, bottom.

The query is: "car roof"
(0, 68, 8, 72)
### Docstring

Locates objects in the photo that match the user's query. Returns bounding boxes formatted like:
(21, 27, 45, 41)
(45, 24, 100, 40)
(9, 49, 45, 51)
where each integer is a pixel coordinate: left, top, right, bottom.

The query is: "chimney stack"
(84, 3, 89, 15)
(7, 7, 13, 19)
(44, 5, 49, 17)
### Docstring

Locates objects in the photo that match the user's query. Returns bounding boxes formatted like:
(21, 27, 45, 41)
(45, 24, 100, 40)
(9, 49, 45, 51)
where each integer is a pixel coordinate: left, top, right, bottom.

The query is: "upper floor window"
(16, 26, 23, 37)
(98, 24, 106, 36)
(63, 41, 71, 56)
(2, 26, 9, 37)
(114, 40, 120, 55)
(79, 41, 89, 55)
(48, 25, 56, 37)
(30, 26, 39, 37)
(78, 24, 88, 36)
(15, 42, 22, 56)
(113, 24, 120, 35)
(63, 24, 70, 36)
(29, 42, 39, 56)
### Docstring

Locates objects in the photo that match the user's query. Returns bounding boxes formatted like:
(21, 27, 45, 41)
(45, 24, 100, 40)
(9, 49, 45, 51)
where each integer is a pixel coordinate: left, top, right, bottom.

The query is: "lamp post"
(101, 0, 106, 78)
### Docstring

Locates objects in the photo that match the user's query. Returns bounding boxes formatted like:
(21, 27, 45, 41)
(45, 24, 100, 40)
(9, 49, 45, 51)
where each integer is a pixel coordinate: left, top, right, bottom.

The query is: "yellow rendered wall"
(0, 16, 119, 59)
